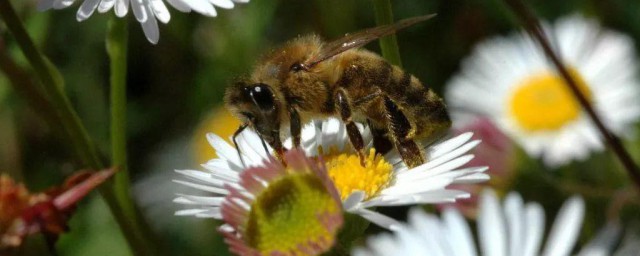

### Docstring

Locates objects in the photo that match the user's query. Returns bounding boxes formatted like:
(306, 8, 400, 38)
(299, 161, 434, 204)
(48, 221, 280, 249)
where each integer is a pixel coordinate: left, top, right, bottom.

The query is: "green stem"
(107, 16, 129, 216)
(0, 2, 156, 255)
(106, 17, 158, 255)
(373, 0, 402, 67)
(0, 0, 100, 168)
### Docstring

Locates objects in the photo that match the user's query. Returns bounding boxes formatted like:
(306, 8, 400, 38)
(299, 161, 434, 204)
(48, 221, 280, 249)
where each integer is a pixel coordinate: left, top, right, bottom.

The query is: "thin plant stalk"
(502, 0, 640, 190)
(373, 0, 403, 67)
(106, 17, 130, 225)
(0, 0, 100, 168)
(106, 17, 158, 255)
(0, 2, 156, 254)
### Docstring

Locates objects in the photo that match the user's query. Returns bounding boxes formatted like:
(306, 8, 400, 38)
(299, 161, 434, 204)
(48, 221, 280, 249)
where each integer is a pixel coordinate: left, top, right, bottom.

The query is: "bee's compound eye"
(250, 83, 275, 111)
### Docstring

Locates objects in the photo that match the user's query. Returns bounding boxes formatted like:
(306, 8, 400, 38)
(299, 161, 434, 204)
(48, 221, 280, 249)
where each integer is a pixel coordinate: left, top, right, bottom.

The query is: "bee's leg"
(383, 96, 424, 168)
(232, 123, 249, 168)
(367, 119, 393, 155)
(354, 90, 393, 155)
(335, 88, 366, 166)
(288, 105, 302, 149)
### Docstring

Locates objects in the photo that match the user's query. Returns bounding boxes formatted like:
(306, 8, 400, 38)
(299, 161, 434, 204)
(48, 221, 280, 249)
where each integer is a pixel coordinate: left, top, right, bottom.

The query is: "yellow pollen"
(325, 149, 393, 201)
(509, 69, 592, 132)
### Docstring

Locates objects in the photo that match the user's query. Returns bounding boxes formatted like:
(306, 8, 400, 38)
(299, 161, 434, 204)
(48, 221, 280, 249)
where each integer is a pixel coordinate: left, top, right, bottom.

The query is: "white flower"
(173, 118, 489, 230)
(446, 14, 640, 167)
(37, 0, 249, 44)
(354, 189, 621, 256)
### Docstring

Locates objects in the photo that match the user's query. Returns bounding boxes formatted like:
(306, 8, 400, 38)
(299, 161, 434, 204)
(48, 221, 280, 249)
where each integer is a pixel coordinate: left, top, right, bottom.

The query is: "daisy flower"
(174, 118, 489, 230)
(181, 149, 343, 255)
(354, 189, 620, 256)
(446, 14, 640, 167)
(37, 0, 249, 44)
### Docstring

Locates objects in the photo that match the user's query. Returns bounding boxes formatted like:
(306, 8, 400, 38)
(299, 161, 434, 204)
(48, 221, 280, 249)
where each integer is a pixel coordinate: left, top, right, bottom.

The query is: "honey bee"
(224, 14, 451, 168)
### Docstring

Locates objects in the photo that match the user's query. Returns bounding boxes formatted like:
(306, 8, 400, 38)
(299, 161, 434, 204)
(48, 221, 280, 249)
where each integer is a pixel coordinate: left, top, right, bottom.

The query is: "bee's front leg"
(335, 88, 366, 166)
(288, 105, 302, 149)
(383, 96, 424, 168)
(232, 123, 249, 167)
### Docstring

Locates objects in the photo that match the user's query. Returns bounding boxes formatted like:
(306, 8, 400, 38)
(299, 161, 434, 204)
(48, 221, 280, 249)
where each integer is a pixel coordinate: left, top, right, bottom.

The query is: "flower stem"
(0, 2, 156, 254)
(107, 16, 129, 218)
(372, 0, 402, 67)
(106, 17, 159, 255)
(0, 0, 100, 168)
(502, 0, 640, 191)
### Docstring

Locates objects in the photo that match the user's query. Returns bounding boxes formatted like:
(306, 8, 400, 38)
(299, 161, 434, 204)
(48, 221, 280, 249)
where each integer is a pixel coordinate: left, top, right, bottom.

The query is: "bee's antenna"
(232, 123, 249, 168)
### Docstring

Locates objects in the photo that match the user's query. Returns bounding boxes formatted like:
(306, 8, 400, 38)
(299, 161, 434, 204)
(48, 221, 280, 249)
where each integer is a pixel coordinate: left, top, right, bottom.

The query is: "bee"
(224, 14, 451, 168)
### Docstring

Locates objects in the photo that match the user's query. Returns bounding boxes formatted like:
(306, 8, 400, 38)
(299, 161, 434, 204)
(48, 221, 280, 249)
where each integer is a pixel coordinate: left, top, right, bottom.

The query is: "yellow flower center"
(509, 69, 592, 132)
(246, 172, 341, 255)
(325, 149, 393, 201)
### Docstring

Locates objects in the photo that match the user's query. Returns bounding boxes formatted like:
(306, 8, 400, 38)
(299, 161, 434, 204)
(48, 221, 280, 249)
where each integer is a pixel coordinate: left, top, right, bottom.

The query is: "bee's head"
(224, 81, 282, 146)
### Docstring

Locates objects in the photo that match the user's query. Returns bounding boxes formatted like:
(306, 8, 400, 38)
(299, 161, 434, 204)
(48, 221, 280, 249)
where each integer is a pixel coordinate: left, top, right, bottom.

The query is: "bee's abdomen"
(386, 66, 451, 138)
(335, 51, 451, 140)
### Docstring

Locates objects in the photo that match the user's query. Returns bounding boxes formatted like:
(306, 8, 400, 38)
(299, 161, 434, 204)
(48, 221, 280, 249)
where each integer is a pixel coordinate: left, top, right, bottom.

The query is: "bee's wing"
(304, 14, 436, 68)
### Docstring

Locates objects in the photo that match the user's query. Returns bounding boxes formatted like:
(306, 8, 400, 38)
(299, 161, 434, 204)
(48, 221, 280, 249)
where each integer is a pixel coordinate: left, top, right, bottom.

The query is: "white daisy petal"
(542, 196, 585, 256)
(356, 190, 606, 256)
(97, 0, 116, 13)
(114, 0, 129, 16)
(209, 0, 233, 9)
(442, 208, 477, 256)
(342, 190, 365, 211)
(504, 192, 525, 256)
(427, 132, 474, 159)
(174, 208, 210, 216)
(478, 189, 507, 256)
(149, 0, 170, 24)
(180, 0, 217, 16)
(523, 203, 545, 256)
(166, 0, 191, 12)
(173, 195, 223, 206)
(75, 0, 100, 21)
(352, 208, 403, 231)
(130, 0, 148, 22)
(53, 0, 76, 9)
(172, 180, 228, 194)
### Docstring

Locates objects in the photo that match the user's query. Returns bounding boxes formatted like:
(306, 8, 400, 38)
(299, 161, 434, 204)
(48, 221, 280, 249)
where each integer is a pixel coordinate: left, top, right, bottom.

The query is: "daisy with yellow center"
(446, 14, 640, 167)
(174, 117, 488, 230)
(219, 150, 343, 255)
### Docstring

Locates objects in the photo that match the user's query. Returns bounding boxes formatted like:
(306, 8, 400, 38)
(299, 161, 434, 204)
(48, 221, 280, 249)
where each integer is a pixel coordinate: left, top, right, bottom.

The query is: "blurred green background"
(3, 0, 640, 255)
